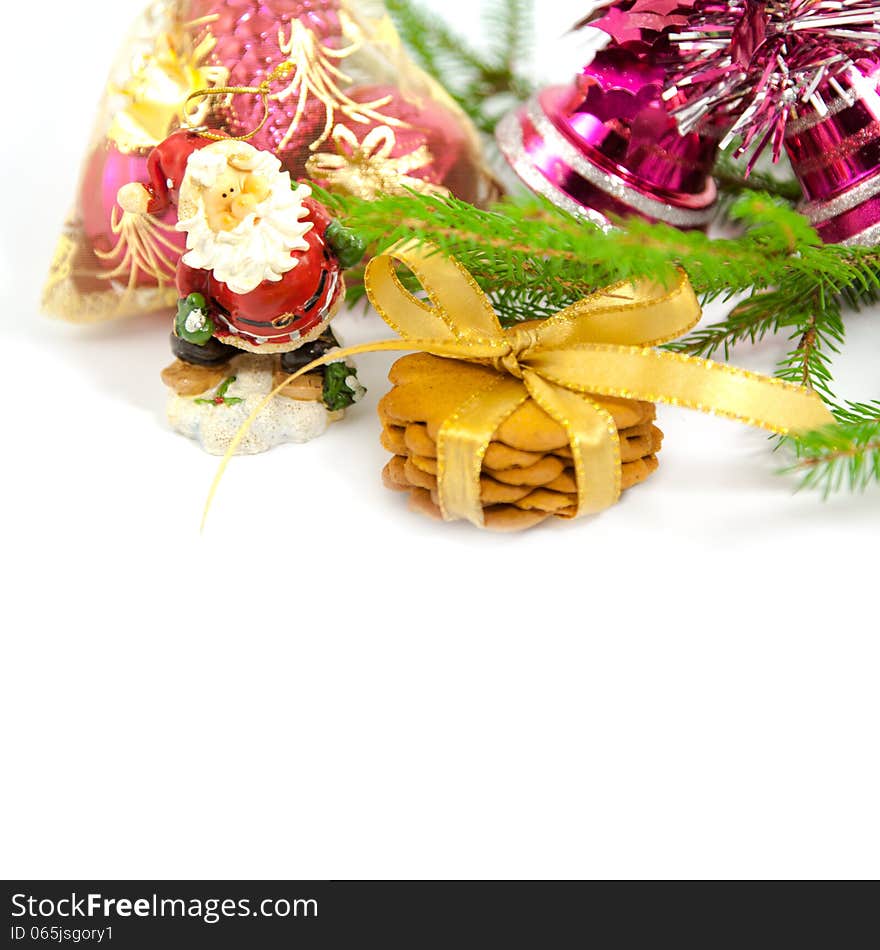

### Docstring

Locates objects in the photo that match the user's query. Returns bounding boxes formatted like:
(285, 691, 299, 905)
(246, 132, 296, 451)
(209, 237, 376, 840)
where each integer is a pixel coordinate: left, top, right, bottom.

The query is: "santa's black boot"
(170, 332, 239, 366)
(279, 328, 340, 374)
(280, 329, 362, 411)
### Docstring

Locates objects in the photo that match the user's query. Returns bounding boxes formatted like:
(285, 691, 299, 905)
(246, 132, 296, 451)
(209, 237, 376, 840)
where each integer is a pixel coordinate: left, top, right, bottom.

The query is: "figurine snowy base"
(164, 354, 342, 456)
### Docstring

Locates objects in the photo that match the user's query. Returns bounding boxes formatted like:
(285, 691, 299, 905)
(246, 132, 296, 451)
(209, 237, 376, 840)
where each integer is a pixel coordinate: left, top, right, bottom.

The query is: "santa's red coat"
(176, 197, 342, 350)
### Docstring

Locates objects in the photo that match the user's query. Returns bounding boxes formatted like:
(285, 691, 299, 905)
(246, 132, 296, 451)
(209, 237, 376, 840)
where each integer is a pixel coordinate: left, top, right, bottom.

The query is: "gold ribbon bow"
(205, 242, 834, 529)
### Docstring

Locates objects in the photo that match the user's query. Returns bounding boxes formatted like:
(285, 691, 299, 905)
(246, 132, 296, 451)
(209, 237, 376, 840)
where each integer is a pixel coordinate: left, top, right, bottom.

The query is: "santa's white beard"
(177, 172, 313, 296)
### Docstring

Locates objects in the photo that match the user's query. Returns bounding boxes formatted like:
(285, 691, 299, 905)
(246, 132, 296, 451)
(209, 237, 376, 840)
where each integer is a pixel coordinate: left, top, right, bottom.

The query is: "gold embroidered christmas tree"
(93, 205, 182, 292)
(272, 11, 404, 152)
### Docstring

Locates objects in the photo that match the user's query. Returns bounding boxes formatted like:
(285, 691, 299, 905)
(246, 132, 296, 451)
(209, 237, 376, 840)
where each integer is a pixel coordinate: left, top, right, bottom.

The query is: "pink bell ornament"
(789, 58, 880, 246)
(663, 0, 880, 245)
(496, 47, 719, 230)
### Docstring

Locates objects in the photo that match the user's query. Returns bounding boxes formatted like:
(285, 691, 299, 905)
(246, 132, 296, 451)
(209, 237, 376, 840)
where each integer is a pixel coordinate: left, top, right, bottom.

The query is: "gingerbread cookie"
(379, 353, 663, 531)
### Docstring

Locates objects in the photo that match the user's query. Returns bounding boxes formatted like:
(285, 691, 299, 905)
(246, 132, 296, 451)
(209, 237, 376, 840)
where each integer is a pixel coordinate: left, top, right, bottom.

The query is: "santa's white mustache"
(177, 178, 313, 296)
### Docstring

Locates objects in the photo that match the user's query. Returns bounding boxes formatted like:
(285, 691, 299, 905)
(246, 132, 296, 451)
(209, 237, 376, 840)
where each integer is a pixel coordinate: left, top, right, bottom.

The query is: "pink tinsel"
(663, 1, 880, 171)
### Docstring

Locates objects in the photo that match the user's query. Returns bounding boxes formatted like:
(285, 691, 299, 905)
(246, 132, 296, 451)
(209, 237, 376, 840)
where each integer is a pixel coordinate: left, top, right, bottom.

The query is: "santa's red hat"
(136, 130, 218, 215)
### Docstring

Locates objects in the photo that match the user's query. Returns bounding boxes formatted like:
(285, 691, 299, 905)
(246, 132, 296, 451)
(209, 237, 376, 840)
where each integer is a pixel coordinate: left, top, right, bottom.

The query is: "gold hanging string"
(182, 61, 296, 141)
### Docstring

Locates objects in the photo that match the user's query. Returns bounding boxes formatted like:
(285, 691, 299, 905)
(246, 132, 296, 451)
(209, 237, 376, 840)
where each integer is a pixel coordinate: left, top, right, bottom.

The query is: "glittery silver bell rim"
(800, 168, 880, 232)
(495, 110, 614, 228)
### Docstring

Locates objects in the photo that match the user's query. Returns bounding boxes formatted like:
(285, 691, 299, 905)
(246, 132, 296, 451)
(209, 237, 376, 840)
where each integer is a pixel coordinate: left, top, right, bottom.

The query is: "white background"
(1, 0, 878, 880)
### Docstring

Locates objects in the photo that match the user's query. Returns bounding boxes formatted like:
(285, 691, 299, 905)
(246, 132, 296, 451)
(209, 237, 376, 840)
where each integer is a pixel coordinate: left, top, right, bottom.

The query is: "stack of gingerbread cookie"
(380, 353, 663, 531)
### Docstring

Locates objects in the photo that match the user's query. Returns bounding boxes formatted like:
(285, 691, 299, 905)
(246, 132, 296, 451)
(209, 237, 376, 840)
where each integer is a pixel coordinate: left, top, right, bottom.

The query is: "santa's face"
(176, 143, 314, 296)
(202, 166, 271, 233)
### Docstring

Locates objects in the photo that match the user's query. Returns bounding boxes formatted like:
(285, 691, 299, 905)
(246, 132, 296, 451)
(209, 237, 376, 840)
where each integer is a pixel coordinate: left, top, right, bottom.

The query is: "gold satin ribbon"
(204, 241, 834, 529)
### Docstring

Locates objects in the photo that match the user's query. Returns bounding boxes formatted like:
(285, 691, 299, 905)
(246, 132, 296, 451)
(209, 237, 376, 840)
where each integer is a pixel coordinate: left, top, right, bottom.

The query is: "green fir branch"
(385, 0, 534, 134)
(783, 403, 880, 495)
(773, 297, 845, 403)
(671, 287, 799, 361)
(330, 189, 880, 322)
(713, 152, 802, 205)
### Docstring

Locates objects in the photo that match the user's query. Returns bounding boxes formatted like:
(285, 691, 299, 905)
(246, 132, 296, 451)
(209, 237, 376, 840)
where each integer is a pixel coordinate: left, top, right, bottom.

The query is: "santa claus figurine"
(117, 130, 365, 406)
